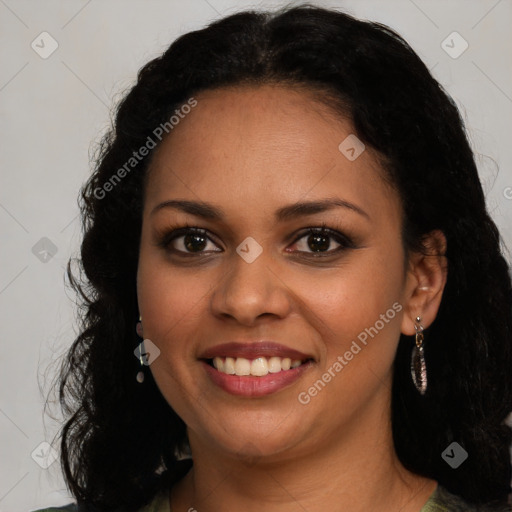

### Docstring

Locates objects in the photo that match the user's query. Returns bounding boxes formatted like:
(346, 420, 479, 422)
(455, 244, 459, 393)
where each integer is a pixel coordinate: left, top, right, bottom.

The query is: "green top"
(31, 483, 511, 511)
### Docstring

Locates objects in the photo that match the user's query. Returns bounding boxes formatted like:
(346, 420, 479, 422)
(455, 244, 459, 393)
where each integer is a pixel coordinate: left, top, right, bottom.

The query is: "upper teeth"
(212, 356, 303, 376)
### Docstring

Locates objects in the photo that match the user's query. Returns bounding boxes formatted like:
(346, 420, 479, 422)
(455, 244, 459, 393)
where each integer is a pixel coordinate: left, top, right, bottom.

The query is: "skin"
(136, 84, 447, 512)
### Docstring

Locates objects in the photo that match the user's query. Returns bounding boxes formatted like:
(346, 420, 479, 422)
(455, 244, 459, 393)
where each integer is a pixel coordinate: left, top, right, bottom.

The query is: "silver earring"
(136, 315, 145, 384)
(411, 316, 427, 395)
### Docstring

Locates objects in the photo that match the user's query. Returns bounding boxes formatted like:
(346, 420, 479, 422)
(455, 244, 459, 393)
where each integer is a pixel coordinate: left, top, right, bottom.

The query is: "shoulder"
(27, 458, 192, 512)
(30, 505, 77, 512)
(422, 485, 512, 512)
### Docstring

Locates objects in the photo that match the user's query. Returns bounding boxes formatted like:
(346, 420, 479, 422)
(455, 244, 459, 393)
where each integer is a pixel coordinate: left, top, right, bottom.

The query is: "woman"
(35, 4, 512, 512)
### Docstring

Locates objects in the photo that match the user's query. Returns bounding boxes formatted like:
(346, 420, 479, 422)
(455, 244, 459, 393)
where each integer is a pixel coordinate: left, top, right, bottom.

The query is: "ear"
(401, 230, 448, 335)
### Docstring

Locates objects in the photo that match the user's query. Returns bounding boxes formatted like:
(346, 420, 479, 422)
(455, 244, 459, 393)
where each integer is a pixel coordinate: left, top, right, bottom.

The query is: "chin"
(200, 413, 308, 462)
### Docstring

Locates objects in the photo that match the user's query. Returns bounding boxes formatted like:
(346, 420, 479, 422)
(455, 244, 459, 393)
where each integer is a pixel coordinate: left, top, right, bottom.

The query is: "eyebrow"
(150, 197, 370, 221)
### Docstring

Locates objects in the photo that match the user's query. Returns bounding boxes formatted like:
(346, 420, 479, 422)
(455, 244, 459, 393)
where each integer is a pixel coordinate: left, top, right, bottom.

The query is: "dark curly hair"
(54, 4, 512, 510)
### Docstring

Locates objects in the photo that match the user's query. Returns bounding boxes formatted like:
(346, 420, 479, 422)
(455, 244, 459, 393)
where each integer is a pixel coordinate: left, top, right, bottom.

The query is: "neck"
(170, 388, 436, 512)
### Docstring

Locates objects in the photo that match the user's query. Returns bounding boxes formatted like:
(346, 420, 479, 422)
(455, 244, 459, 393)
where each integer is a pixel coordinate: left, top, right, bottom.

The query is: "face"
(137, 84, 413, 461)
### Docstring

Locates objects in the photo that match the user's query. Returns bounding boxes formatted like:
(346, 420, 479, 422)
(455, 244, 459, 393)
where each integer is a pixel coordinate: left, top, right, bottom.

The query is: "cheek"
(138, 244, 405, 349)
(310, 251, 403, 321)
(301, 250, 406, 375)
(137, 258, 211, 349)
(136, 254, 212, 424)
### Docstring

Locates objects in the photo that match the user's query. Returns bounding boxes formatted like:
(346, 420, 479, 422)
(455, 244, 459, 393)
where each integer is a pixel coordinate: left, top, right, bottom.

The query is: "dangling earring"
(136, 315, 143, 338)
(411, 316, 427, 395)
(135, 315, 145, 384)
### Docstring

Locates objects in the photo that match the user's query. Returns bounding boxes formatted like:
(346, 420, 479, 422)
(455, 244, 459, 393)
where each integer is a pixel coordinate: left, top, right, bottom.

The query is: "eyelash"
(156, 222, 356, 258)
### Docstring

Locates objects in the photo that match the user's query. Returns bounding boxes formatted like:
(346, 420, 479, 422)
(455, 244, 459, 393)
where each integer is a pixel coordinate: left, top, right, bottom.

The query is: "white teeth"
(224, 357, 236, 374)
(211, 356, 306, 376)
(268, 356, 282, 373)
(250, 357, 268, 376)
(234, 357, 251, 376)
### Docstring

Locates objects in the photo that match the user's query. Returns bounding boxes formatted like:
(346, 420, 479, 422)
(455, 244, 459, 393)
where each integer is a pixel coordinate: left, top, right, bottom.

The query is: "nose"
(211, 248, 291, 327)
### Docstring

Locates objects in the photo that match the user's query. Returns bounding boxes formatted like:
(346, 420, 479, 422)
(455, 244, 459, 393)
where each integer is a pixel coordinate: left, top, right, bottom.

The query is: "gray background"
(1, 1, 511, 510)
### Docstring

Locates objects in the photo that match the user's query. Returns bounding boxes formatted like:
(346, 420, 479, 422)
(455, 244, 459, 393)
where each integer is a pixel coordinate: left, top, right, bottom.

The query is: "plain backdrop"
(0, 1, 511, 510)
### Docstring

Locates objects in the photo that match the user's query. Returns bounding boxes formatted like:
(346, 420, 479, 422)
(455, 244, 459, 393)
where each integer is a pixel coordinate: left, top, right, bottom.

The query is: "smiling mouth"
(205, 356, 313, 377)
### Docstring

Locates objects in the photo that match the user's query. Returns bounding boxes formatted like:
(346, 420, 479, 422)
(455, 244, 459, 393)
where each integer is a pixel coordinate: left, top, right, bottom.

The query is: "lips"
(199, 341, 315, 397)
(199, 341, 313, 361)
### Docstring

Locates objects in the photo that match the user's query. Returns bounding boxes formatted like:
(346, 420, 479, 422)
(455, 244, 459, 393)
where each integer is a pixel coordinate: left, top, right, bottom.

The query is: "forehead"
(144, 84, 398, 223)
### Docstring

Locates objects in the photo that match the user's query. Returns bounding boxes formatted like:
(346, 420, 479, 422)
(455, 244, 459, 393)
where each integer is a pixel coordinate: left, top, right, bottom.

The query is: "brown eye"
(182, 232, 208, 252)
(304, 232, 335, 252)
(159, 228, 222, 255)
(289, 227, 354, 255)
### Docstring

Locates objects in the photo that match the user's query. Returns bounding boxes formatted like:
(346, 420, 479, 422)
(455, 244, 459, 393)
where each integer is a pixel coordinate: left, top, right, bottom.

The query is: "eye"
(157, 224, 355, 257)
(288, 226, 354, 256)
(158, 227, 222, 255)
